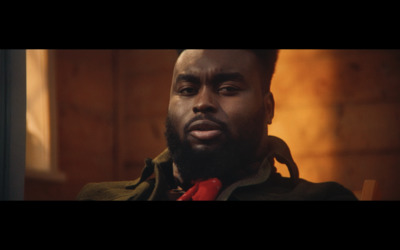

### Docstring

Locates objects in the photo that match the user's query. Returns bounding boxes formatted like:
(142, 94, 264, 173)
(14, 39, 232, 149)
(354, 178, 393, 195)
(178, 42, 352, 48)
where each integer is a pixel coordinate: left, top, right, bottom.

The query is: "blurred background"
(23, 49, 400, 200)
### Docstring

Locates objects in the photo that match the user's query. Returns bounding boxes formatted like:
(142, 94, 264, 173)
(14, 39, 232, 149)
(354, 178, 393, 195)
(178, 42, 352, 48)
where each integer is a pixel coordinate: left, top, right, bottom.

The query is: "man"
(77, 49, 357, 201)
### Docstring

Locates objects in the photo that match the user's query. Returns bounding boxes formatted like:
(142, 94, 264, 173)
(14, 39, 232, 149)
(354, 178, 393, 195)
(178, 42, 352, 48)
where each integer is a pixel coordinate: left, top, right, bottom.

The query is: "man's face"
(165, 50, 273, 183)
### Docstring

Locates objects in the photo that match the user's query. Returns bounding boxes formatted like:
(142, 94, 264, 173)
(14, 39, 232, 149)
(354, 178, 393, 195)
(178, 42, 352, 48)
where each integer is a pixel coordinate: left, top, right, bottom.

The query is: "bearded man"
(77, 49, 357, 201)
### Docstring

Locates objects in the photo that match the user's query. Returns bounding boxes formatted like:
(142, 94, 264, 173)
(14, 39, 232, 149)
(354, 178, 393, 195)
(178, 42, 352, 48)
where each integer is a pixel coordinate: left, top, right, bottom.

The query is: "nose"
(192, 86, 217, 114)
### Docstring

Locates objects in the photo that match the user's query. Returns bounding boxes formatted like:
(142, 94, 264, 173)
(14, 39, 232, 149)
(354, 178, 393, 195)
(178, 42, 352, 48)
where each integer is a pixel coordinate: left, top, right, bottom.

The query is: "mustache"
(183, 114, 228, 133)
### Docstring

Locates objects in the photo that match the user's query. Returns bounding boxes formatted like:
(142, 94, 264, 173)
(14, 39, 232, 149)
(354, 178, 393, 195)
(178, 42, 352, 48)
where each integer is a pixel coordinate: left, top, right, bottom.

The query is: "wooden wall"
(270, 49, 400, 200)
(24, 50, 176, 200)
(24, 49, 400, 200)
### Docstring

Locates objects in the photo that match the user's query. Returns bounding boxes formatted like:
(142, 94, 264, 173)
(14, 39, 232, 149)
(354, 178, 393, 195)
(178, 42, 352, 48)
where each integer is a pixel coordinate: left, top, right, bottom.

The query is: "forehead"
(173, 50, 259, 77)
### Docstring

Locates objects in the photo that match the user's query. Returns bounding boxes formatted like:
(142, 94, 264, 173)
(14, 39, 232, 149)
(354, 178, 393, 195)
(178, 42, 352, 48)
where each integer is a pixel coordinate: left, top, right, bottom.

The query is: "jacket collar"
(133, 136, 299, 200)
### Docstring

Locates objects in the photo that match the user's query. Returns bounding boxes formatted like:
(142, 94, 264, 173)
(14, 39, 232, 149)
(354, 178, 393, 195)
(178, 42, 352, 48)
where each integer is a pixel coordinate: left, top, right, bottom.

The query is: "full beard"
(164, 114, 265, 186)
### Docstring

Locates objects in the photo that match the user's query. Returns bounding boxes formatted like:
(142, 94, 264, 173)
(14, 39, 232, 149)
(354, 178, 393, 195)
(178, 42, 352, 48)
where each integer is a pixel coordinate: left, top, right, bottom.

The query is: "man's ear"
(264, 91, 275, 124)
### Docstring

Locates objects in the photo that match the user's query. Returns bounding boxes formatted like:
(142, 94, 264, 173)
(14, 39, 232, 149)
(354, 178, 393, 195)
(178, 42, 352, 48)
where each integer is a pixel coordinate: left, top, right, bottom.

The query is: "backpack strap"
(266, 135, 300, 186)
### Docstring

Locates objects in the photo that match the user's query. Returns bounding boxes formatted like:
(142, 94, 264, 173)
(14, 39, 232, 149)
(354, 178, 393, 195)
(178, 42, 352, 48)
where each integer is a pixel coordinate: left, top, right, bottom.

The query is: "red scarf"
(177, 178, 222, 201)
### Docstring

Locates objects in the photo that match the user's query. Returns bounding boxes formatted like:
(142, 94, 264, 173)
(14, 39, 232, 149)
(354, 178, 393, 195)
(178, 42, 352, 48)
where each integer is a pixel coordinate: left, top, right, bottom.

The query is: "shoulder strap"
(266, 136, 300, 186)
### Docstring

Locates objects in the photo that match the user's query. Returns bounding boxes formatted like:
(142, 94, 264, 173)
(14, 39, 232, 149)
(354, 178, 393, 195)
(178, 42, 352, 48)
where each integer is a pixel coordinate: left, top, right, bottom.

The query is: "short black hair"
(176, 49, 279, 93)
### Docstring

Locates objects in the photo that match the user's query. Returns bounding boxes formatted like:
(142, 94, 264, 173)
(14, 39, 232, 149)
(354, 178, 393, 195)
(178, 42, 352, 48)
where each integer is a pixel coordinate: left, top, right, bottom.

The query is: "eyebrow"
(211, 72, 245, 85)
(175, 74, 201, 85)
(175, 72, 245, 85)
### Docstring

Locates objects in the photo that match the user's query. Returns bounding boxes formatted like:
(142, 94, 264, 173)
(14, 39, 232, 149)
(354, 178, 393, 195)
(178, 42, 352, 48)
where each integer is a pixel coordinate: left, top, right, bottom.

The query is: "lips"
(187, 120, 223, 141)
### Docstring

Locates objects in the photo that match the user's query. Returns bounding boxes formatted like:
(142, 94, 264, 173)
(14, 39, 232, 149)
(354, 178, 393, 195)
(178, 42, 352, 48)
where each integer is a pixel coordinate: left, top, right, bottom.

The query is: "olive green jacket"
(77, 136, 357, 201)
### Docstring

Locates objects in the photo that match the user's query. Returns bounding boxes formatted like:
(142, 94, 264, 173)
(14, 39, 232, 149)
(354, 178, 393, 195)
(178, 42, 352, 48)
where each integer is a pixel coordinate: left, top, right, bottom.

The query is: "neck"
(172, 159, 263, 189)
(172, 136, 270, 189)
(220, 160, 263, 187)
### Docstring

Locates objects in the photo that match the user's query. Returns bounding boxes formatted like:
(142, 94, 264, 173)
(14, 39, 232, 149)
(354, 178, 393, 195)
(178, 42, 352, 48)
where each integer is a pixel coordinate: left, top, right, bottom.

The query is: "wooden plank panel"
(117, 50, 175, 118)
(270, 102, 400, 156)
(288, 152, 400, 200)
(55, 50, 115, 182)
(272, 49, 400, 107)
(115, 50, 177, 180)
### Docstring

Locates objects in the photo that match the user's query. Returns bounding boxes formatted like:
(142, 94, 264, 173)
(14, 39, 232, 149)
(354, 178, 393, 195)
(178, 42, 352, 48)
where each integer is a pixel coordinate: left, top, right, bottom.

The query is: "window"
(25, 49, 66, 182)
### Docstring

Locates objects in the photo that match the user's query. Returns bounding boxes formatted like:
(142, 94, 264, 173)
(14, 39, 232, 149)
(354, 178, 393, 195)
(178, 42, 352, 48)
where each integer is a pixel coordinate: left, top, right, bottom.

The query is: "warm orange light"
(26, 49, 51, 172)
(269, 50, 337, 182)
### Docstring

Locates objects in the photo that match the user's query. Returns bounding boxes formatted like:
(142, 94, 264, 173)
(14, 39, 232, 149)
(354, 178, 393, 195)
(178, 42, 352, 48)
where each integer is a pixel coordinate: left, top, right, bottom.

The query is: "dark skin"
(168, 50, 275, 185)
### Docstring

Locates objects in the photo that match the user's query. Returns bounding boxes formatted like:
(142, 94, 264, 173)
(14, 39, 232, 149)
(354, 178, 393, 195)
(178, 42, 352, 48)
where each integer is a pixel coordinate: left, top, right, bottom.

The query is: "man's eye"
(179, 87, 197, 96)
(218, 86, 239, 95)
